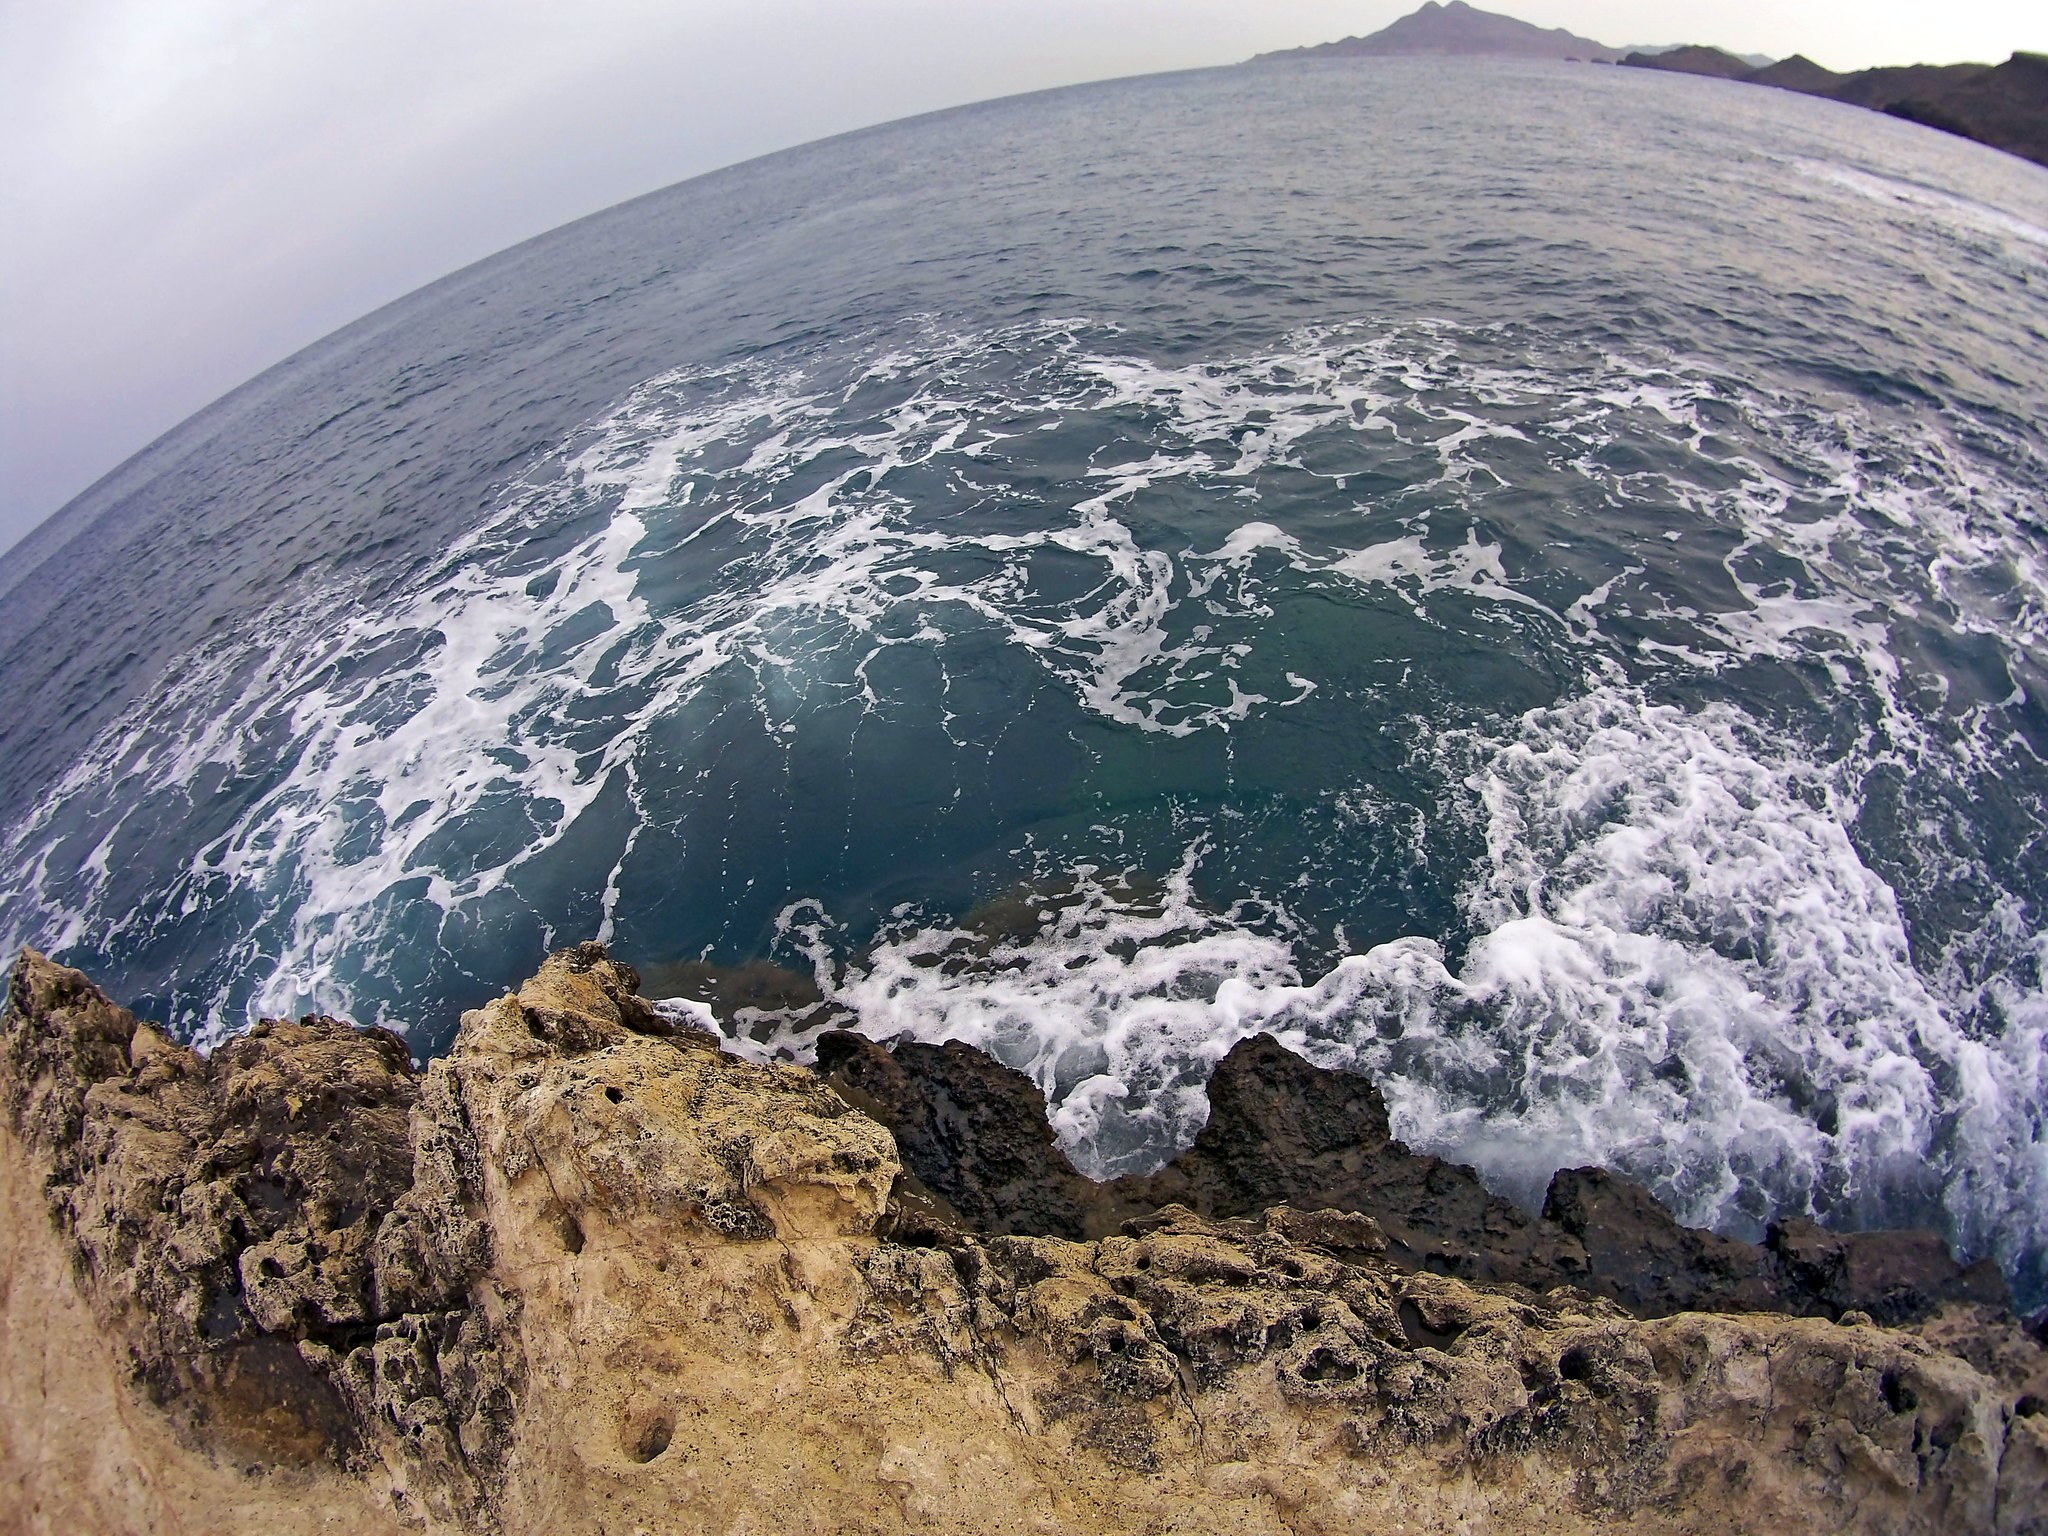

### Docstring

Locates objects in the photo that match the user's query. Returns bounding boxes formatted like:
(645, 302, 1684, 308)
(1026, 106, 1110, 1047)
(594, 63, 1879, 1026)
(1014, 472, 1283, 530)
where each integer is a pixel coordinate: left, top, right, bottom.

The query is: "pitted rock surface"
(2, 948, 423, 1460)
(3, 943, 2046, 1536)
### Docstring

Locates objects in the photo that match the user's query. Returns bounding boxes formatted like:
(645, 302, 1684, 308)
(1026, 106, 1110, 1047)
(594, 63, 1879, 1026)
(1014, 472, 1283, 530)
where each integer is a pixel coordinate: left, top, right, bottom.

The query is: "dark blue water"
(4, 59, 2047, 1300)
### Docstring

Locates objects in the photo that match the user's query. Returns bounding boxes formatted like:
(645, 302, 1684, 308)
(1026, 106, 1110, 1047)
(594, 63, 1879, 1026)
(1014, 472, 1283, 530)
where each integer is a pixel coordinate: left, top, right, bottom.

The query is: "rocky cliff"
(1624, 46, 2048, 170)
(3, 943, 2045, 1534)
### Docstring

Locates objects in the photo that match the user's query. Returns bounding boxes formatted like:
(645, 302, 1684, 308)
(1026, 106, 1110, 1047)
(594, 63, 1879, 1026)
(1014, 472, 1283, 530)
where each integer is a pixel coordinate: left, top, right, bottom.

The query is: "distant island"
(1256, 1, 2048, 171)
(1256, 0, 1626, 64)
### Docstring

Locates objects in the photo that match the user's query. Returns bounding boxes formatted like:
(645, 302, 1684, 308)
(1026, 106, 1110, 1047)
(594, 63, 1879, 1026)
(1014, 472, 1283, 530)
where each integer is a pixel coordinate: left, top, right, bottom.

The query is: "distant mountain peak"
(1247, 1, 2047, 174)
(1256, 1, 1628, 65)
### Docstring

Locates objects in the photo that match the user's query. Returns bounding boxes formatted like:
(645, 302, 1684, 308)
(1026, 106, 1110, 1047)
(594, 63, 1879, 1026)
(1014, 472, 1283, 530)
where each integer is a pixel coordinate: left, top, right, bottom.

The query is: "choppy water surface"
(4, 61, 2046, 1301)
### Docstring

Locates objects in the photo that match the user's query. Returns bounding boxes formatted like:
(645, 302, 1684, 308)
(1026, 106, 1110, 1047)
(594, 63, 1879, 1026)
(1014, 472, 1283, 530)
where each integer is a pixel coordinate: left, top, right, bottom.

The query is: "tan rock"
(0, 1109, 407, 1536)
(2, 942, 2045, 1535)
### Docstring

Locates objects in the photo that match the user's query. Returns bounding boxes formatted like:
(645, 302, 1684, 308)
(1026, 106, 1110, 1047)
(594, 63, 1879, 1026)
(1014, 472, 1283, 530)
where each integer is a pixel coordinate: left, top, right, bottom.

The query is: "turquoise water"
(3, 60, 2046, 1299)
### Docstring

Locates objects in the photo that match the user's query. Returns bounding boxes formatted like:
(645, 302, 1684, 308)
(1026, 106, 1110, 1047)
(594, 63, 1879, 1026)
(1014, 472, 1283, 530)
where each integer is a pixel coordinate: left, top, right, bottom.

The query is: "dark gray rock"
(833, 1028, 2014, 1325)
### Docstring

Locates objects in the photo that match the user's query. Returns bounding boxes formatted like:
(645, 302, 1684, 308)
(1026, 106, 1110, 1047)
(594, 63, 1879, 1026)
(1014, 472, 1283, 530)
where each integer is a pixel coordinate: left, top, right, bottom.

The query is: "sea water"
(3, 59, 2045, 1300)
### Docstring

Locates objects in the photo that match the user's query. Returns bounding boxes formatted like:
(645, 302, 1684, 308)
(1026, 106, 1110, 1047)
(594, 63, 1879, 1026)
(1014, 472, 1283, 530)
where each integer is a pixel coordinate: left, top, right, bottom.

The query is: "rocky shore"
(1623, 46, 2048, 170)
(3, 942, 2045, 1533)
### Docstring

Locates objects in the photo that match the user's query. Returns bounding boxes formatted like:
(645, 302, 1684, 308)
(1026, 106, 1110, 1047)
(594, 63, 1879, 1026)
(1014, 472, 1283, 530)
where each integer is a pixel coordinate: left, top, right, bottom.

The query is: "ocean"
(4, 57, 2046, 1302)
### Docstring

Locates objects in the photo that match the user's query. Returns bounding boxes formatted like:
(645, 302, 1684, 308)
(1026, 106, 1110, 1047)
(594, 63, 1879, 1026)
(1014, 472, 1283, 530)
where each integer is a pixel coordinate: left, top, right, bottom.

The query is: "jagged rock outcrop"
(819, 1027, 2012, 1322)
(4, 944, 2046, 1534)
(0, 949, 427, 1462)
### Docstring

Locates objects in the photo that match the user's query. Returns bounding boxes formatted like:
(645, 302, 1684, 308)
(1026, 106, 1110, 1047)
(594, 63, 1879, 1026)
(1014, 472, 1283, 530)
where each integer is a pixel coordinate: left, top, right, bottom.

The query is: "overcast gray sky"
(4, 0, 2043, 556)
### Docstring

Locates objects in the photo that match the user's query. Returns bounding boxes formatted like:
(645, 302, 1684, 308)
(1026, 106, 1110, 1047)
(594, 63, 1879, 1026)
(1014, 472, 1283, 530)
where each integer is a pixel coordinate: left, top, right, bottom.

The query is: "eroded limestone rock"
(1, 948, 421, 1461)
(3, 943, 2045, 1536)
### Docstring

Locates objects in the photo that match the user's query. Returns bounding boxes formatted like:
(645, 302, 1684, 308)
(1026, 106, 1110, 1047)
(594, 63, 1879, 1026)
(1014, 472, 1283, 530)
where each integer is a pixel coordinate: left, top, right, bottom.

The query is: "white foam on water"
(1331, 528, 1558, 621)
(778, 686, 2046, 1283)
(1, 314, 2044, 1291)
(1795, 159, 2048, 269)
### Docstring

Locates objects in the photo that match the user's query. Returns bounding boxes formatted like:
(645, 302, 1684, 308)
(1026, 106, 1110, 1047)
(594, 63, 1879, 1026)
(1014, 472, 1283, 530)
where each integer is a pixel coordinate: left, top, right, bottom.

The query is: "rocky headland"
(1255, 2, 2048, 171)
(3, 942, 2045, 1533)
(1624, 46, 2048, 170)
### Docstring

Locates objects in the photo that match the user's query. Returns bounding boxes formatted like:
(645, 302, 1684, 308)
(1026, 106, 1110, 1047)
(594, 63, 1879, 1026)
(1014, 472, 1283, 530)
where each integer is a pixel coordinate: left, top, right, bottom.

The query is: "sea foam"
(2, 315, 2043, 1296)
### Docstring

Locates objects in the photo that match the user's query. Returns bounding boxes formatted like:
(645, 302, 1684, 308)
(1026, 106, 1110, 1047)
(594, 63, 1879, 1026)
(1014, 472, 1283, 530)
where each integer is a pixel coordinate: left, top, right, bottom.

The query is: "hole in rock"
(604, 1086, 624, 1104)
(246, 1175, 294, 1221)
(628, 1416, 673, 1463)
(1399, 1299, 1464, 1350)
(2017, 1395, 2046, 1419)
(1558, 1346, 1596, 1383)
(1299, 1347, 1363, 1384)
(558, 1212, 586, 1255)
(199, 1288, 244, 1342)
(1880, 1370, 1918, 1415)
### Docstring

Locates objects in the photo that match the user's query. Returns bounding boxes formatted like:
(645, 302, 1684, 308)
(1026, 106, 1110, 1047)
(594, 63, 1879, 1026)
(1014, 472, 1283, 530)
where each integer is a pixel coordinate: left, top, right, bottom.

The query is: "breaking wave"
(779, 687, 2048, 1302)
(3, 314, 2045, 1298)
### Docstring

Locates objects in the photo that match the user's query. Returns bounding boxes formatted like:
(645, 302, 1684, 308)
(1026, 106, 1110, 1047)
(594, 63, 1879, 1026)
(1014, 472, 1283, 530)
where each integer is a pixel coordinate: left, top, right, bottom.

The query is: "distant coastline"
(1257, 1, 2048, 172)
(1621, 46, 2048, 171)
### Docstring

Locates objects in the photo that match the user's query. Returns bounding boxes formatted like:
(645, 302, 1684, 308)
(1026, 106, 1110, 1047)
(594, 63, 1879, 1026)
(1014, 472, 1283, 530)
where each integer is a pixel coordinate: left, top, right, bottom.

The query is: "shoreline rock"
(818, 1027, 2013, 1323)
(3, 943, 2045, 1533)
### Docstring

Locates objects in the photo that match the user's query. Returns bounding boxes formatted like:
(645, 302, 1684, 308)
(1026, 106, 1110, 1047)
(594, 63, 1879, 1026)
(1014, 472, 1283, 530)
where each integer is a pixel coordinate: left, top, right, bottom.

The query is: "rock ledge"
(3, 944, 2044, 1535)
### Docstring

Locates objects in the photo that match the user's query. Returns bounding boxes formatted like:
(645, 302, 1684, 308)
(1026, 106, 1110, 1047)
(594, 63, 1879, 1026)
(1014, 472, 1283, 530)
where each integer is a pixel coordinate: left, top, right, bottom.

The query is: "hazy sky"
(4, 1, 2043, 555)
